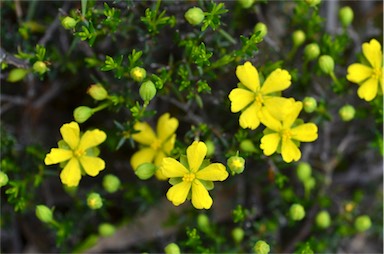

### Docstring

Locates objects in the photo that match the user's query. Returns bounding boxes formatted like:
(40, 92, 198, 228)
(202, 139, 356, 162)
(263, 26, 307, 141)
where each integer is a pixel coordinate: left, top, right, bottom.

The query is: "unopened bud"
(33, 61, 48, 75)
(73, 106, 94, 123)
(316, 210, 331, 228)
(354, 215, 371, 232)
(292, 30, 306, 47)
(135, 162, 156, 180)
(139, 80, 156, 102)
(61, 16, 77, 29)
(130, 67, 147, 82)
(7, 68, 29, 82)
(254, 22, 268, 39)
(318, 55, 334, 74)
(164, 243, 181, 254)
(87, 84, 108, 100)
(289, 204, 305, 221)
(205, 140, 215, 157)
(304, 43, 320, 61)
(240, 139, 257, 153)
(339, 104, 355, 122)
(253, 240, 270, 254)
(197, 213, 210, 232)
(98, 223, 116, 237)
(339, 6, 354, 27)
(232, 227, 245, 243)
(296, 162, 312, 181)
(184, 7, 205, 26)
(227, 155, 245, 174)
(102, 174, 121, 193)
(0, 171, 9, 187)
(87, 192, 103, 210)
(238, 0, 255, 9)
(303, 97, 317, 113)
(36, 205, 53, 223)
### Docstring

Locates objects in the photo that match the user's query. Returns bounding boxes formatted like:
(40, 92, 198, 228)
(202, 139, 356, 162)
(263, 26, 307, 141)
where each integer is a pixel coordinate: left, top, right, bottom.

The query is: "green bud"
(238, 0, 255, 9)
(315, 210, 331, 228)
(292, 30, 306, 47)
(184, 7, 205, 26)
(296, 162, 312, 181)
(87, 83, 108, 101)
(232, 227, 245, 243)
(318, 55, 335, 74)
(139, 80, 156, 102)
(339, 104, 355, 122)
(61, 16, 77, 29)
(304, 43, 320, 61)
(130, 67, 147, 82)
(102, 174, 121, 193)
(7, 68, 29, 82)
(33, 61, 48, 75)
(0, 171, 9, 187)
(303, 97, 317, 113)
(289, 204, 306, 221)
(98, 223, 116, 237)
(305, 0, 321, 7)
(339, 6, 354, 27)
(73, 106, 94, 123)
(254, 22, 268, 39)
(197, 213, 210, 232)
(240, 139, 257, 153)
(135, 162, 156, 180)
(164, 243, 181, 254)
(354, 215, 371, 232)
(205, 140, 215, 157)
(253, 240, 270, 254)
(36, 205, 54, 223)
(87, 192, 103, 210)
(227, 155, 245, 174)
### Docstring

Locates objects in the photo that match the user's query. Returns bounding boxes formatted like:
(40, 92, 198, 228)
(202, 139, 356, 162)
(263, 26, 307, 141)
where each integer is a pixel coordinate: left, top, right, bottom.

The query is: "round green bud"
(87, 192, 103, 210)
(305, 0, 321, 7)
(87, 83, 108, 101)
(292, 30, 306, 47)
(305, 176, 316, 190)
(339, 6, 354, 27)
(304, 43, 320, 61)
(7, 68, 29, 82)
(205, 140, 215, 157)
(253, 240, 270, 254)
(139, 80, 157, 102)
(73, 106, 94, 123)
(135, 162, 156, 180)
(339, 104, 355, 122)
(289, 204, 306, 221)
(98, 223, 116, 237)
(318, 55, 335, 74)
(184, 7, 205, 26)
(227, 155, 245, 174)
(232, 227, 245, 243)
(102, 174, 121, 193)
(164, 243, 181, 254)
(240, 139, 257, 153)
(315, 210, 331, 228)
(238, 0, 255, 9)
(33, 61, 48, 75)
(36, 205, 54, 223)
(130, 67, 147, 82)
(303, 97, 317, 113)
(296, 162, 312, 181)
(0, 171, 9, 187)
(254, 22, 268, 39)
(354, 215, 372, 232)
(197, 213, 210, 232)
(61, 16, 77, 29)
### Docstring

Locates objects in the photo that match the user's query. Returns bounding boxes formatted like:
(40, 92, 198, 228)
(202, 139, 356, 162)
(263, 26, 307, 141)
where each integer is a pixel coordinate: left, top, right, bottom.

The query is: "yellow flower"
(44, 122, 107, 187)
(347, 38, 383, 101)
(228, 61, 293, 130)
(161, 141, 229, 209)
(131, 113, 178, 180)
(259, 101, 318, 163)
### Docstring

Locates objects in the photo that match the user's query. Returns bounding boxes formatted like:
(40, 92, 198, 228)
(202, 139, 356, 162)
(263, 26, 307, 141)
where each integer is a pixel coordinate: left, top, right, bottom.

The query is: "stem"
(330, 71, 342, 90)
(218, 28, 237, 45)
(92, 102, 110, 113)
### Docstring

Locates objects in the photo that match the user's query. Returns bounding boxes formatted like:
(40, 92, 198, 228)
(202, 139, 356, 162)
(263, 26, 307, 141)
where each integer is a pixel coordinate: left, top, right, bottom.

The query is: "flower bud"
(305, 0, 321, 7)
(33, 61, 48, 75)
(205, 140, 215, 157)
(303, 97, 317, 113)
(164, 243, 181, 254)
(289, 204, 305, 221)
(87, 192, 103, 210)
(344, 202, 355, 213)
(240, 139, 257, 153)
(61, 16, 77, 29)
(253, 240, 270, 254)
(130, 67, 147, 82)
(184, 7, 205, 26)
(315, 210, 331, 228)
(339, 104, 355, 122)
(304, 43, 320, 61)
(197, 213, 210, 232)
(296, 162, 312, 181)
(73, 106, 94, 123)
(0, 171, 9, 187)
(102, 174, 121, 193)
(36, 205, 53, 223)
(139, 80, 157, 102)
(135, 162, 156, 180)
(87, 84, 108, 101)
(354, 215, 371, 232)
(227, 155, 245, 174)
(98, 223, 116, 237)
(232, 227, 245, 243)
(238, 0, 255, 9)
(339, 6, 354, 27)
(254, 22, 268, 39)
(7, 68, 29, 82)
(318, 55, 334, 74)
(292, 30, 306, 47)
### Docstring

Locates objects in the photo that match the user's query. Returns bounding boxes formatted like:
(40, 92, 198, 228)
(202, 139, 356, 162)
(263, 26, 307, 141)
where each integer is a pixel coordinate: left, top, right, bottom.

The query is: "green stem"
(218, 28, 237, 45)
(330, 71, 342, 90)
(92, 102, 110, 113)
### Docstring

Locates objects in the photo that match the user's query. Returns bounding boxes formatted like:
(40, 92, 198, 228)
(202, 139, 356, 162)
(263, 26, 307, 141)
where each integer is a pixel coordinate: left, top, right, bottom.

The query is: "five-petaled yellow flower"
(347, 38, 383, 101)
(259, 101, 318, 163)
(229, 61, 293, 130)
(161, 141, 229, 209)
(44, 122, 107, 187)
(131, 113, 178, 180)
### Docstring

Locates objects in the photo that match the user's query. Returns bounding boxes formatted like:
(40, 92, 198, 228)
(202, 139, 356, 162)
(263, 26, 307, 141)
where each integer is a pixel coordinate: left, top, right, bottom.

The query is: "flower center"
(372, 67, 382, 80)
(74, 149, 85, 158)
(150, 138, 161, 150)
(254, 92, 264, 107)
(281, 129, 292, 142)
(231, 159, 243, 168)
(182, 173, 196, 182)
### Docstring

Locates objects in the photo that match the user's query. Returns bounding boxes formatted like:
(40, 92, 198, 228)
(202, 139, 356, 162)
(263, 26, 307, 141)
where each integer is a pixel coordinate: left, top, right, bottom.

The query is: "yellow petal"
(191, 180, 213, 209)
(196, 163, 228, 181)
(282, 101, 303, 129)
(260, 68, 291, 95)
(239, 102, 261, 130)
(161, 157, 189, 178)
(236, 61, 259, 92)
(166, 181, 191, 206)
(60, 158, 81, 187)
(228, 88, 255, 113)
(154, 151, 166, 167)
(79, 156, 105, 176)
(162, 134, 176, 155)
(130, 148, 156, 170)
(44, 148, 73, 165)
(347, 63, 373, 83)
(157, 113, 179, 143)
(362, 39, 382, 69)
(187, 141, 207, 173)
(132, 122, 156, 145)
(291, 123, 318, 142)
(78, 129, 107, 151)
(260, 133, 281, 156)
(281, 139, 301, 163)
(264, 97, 295, 121)
(357, 77, 379, 101)
(154, 168, 168, 180)
(60, 122, 80, 150)
(258, 107, 282, 131)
